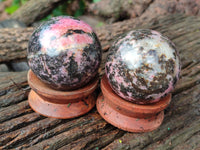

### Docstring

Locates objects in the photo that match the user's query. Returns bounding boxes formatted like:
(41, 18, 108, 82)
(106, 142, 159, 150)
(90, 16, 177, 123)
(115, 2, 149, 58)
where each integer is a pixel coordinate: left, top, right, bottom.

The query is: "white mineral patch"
(119, 34, 176, 84)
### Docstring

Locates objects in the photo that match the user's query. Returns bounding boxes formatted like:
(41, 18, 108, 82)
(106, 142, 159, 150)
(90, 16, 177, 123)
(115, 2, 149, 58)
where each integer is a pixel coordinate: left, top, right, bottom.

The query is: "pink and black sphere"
(105, 29, 181, 104)
(27, 16, 102, 90)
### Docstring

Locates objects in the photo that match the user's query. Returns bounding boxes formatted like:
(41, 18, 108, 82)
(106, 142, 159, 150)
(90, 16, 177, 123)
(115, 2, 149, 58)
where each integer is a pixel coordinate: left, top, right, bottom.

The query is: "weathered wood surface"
(9, 0, 66, 26)
(0, 28, 32, 63)
(0, 14, 200, 149)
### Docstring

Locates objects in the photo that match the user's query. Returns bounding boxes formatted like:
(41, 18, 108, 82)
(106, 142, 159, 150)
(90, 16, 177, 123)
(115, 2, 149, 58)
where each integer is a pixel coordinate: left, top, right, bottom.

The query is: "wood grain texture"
(9, 0, 66, 25)
(0, 14, 200, 149)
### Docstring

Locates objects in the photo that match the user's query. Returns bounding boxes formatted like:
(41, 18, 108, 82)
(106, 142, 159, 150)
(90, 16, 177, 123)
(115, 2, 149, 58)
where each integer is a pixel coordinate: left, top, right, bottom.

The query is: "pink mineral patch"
(73, 34, 93, 45)
(50, 18, 93, 34)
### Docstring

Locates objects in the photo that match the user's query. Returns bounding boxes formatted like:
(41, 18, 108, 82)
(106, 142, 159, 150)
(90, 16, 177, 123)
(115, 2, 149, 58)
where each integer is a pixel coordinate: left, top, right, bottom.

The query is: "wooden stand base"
(96, 75, 171, 132)
(28, 70, 98, 119)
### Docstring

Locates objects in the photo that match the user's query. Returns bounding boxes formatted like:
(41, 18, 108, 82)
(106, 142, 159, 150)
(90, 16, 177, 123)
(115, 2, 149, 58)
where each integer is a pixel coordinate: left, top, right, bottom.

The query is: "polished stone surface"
(28, 16, 101, 90)
(105, 29, 180, 104)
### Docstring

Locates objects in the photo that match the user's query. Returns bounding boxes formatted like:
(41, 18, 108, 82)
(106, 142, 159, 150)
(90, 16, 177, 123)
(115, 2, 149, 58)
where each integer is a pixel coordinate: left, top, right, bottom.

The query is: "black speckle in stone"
(28, 32, 41, 54)
(139, 46, 144, 51)
(131, 29, 153, 40)
(142, 63, 153, 71)
(73, 29, 86, 34)
(173, 76, 178, 86)
(109, 77, 118, 90)
(148, 49, 157, 56)
(106, 65, 110, 74)
(173, 51, 177, 59)
(119, 84, 129, 97)
(165, 58, 175, 74)
(159, 54, 167, 64)
(63, 29, 86, 37)
(92, 32, 102, 55)
(138, 77, 148, 87)
(68, 55, 79, 78)
(63, 30, 74, 37)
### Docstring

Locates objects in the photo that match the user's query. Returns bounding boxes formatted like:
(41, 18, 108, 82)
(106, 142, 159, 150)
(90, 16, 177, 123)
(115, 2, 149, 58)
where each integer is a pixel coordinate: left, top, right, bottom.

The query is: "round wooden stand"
(28, 70, 98, 119)
(96, 75, 171, 132)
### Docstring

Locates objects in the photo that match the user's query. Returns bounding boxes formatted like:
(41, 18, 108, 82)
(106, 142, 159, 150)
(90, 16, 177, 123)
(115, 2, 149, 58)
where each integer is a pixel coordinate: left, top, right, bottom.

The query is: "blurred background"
(0, 0, 200, 72)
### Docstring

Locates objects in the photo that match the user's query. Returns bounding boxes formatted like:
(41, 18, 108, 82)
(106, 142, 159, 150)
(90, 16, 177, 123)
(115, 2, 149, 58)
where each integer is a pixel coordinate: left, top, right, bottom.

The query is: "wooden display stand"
(97, 75, 171, 132)
(28, 70, 98, 119)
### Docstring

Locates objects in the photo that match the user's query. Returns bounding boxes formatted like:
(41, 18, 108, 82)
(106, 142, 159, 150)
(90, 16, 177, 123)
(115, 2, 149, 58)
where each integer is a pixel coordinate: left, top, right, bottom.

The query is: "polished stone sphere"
(105, 29, 180, 104)
(27, 16, 101, 90)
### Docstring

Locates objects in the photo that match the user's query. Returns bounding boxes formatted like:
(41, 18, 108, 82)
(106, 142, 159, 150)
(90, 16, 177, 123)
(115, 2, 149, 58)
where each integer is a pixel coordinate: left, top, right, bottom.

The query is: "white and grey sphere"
(105, 29, 181, 104)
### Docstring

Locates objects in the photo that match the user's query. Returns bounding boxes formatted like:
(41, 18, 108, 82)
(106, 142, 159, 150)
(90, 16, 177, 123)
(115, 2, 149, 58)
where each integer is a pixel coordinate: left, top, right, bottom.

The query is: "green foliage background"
(3, 0, 94, 19)
(5, 0, 29, 14)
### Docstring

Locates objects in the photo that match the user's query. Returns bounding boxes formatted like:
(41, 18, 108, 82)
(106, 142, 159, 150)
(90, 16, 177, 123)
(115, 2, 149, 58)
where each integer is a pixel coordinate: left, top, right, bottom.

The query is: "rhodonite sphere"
(27, 16, 101, 90)
(105, 29, 181, 104)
